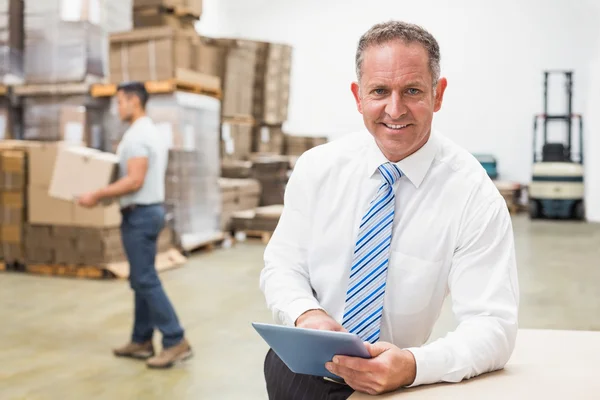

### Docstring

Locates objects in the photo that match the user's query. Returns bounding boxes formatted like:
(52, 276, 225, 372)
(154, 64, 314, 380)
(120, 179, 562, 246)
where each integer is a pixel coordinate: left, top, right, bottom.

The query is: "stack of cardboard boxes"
(251, 155, 290, 207)
(0, 0, 24, 83)
(231, 205, 284, 236)
(220, 122, 253, 162)
(0, 144, 27, 263)
(109, 0, 219, 90)
(26, 142, 124, 265)
(285, 135, 328, 157)
(217, 40, 292, 161)
(253, 124, 285, 155)
(218, 178, 261, 231)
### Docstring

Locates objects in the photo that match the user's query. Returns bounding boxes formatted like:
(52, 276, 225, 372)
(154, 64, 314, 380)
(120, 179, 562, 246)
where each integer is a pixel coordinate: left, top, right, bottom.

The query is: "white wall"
(198, 0, 600, 220)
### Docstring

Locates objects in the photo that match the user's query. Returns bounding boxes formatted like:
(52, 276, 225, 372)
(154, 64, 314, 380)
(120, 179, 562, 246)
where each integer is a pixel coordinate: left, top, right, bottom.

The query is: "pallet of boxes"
(214, 37, 296, 242)
(23, 142, 184, 279)
(99, 0, 225, 253)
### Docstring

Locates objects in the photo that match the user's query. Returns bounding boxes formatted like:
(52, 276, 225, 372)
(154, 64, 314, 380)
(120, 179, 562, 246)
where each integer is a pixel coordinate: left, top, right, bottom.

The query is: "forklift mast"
(532, 70, 584, 164)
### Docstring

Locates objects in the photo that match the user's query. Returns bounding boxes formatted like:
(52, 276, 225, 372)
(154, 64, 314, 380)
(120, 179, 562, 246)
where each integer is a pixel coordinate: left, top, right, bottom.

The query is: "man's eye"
(407, 88, 420, 95)
(373, 88, 387, 95)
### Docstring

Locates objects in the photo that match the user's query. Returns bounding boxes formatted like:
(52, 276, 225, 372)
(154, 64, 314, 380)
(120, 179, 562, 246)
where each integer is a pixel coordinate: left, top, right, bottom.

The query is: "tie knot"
(378, 162, 402, 185)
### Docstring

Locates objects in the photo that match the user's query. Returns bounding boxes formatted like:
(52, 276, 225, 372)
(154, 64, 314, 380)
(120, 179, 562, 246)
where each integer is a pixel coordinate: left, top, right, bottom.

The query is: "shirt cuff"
(404, 346, 440, 387)
(283, 298, 324, 326)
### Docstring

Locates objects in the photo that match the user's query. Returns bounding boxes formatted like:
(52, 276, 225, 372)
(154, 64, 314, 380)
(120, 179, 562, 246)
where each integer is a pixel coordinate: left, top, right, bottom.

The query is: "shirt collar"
(366, 130, 438, 188)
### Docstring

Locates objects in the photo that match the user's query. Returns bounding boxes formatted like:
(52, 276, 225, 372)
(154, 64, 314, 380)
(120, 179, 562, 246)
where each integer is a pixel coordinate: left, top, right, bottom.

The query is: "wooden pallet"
(236, 230, 273, 244)
(25, 264, 113, 279)
(222, 115, 256, 125)
(91, 78, 221, 99)
(12, 80, 99, 96)
(180, 231, 227, 254)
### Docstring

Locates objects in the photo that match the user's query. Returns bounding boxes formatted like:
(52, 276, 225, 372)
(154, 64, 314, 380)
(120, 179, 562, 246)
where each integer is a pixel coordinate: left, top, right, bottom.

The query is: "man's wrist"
(401, 349, 417, 387)
(295, 309, 326, 326)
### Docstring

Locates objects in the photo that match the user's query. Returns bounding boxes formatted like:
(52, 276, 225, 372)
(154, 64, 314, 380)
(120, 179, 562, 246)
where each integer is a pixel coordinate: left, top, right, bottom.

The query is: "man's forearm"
(94, 175, 141, 200)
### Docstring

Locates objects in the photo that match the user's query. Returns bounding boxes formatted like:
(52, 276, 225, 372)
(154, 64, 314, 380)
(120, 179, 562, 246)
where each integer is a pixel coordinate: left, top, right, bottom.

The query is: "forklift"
(529, 70, 585, 220)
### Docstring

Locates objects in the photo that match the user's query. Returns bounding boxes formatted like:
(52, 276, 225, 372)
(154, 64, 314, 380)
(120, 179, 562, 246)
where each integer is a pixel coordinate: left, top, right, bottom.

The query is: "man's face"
(116, 90, 135, 123)
(351, 40, 447, 162)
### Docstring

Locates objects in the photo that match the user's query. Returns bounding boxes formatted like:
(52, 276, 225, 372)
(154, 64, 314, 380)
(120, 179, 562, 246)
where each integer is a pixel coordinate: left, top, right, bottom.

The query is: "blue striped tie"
(342, 162, 402, 343)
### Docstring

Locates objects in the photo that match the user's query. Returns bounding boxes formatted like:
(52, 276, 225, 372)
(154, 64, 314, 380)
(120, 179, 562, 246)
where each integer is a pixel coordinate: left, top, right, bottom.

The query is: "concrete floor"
(1, 215, 599, 399)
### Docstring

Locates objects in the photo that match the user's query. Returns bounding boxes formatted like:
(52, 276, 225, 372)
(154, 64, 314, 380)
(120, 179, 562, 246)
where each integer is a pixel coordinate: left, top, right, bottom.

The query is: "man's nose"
(384, 92, 407, 120)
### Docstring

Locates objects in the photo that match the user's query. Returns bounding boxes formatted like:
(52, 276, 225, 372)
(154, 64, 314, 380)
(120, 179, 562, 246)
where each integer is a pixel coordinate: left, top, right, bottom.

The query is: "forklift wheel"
(573, 201, 585, 220)
(529, 200, 541, 219)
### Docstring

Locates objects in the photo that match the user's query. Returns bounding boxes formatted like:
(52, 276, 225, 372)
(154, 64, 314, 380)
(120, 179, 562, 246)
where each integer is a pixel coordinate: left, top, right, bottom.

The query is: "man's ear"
(351, 82, 363, 114)
(433, 78, 447, 112)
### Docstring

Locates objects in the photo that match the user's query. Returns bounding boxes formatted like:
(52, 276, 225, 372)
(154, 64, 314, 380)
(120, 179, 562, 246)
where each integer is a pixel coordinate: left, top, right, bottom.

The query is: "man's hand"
(295, 309, 346, 332)
(325, 341, 416, 395)
(77, 191, 100, 208)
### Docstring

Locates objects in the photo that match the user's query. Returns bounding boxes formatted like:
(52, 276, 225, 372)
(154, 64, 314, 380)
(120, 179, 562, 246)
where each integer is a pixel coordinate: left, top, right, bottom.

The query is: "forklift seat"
(542, 143, 571, 162)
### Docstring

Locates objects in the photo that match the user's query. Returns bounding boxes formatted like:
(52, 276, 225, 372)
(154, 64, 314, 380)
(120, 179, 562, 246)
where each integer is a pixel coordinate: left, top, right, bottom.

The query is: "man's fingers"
(365, 341, 393, 358)
(326, 360, 366, 381)
(333, 355, 371, 372)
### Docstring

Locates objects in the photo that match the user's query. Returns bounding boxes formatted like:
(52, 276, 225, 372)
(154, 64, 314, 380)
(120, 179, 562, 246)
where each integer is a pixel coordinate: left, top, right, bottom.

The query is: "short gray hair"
(355, 21, 441, 85)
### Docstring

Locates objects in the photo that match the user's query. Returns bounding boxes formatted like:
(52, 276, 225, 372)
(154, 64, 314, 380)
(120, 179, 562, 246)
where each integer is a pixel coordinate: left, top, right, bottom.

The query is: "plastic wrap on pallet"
(24, 0, 106, 84)
(22, 94, 109, 149)
(107, 91, 222, 249)
(103, 0, 133, 33)
(0, 0, 24, 83)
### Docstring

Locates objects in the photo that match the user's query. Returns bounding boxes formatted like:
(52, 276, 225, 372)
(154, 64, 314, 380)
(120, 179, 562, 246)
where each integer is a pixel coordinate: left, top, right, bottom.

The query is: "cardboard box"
(1, 190, 24, 208)
(133, 0, 202, 16)
(25, 225, 53, 243)
(60, 106, 87, 144)
(221, 122, 253, 161)
(25, 246, 55, 264)
(109, 27, 220, 89)
(0, 105, 14, 140)
(0, 150, 26, 190)
(73, 203, 121, 228)
(28, 185, 121, 227)
(2, 242, 24, 262)
(1, 224, 21, 243)
(28, 142, 73, 187)
(0, 206, 23, 224)
(49, 147, 118, 201)
(253, 125, 284, 155)
(133, 9, 197, 29)
(28, 185, 73, 226)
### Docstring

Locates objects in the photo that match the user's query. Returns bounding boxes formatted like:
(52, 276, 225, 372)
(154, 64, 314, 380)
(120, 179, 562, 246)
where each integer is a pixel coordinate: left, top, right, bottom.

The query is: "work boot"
(113, 340, 155, 360)
(146, 338, 193, 369)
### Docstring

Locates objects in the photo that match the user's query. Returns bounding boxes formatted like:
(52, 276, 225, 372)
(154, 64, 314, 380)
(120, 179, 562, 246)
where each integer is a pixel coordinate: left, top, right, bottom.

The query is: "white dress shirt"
(260, 129, 519, 387)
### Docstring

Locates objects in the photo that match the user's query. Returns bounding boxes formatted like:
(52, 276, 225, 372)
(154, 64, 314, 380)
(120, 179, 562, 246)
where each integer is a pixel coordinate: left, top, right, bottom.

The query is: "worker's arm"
(405, 194, 519, 386)
(95, 157, 148, 199)
(78, 136, 150, 208)
(260, 153, 325, 327)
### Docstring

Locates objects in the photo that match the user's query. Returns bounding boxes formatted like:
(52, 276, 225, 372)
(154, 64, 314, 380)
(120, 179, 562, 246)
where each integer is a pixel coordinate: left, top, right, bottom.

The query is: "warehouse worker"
(260, 21, 519, 399)
(78, 82, 192, 369)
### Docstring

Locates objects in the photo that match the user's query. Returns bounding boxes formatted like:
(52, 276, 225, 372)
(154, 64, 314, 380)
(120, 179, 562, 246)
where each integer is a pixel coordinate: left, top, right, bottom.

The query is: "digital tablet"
(252, 322, 371, 380)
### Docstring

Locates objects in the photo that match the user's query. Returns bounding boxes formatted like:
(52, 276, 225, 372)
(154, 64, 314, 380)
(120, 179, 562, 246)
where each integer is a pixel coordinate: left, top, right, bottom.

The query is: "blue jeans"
(120, 204, 184, 348)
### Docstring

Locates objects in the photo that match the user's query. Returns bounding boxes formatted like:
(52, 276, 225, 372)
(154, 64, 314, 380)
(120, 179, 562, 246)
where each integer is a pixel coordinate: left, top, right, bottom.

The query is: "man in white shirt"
(260, 21, 519, 399)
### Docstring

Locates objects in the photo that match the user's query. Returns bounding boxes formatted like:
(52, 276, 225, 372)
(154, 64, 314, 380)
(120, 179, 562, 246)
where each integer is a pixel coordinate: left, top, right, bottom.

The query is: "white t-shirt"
(116, 116, 168, 208)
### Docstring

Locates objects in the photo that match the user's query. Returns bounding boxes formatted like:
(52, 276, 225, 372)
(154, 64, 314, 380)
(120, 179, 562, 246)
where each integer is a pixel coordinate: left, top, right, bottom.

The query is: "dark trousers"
(264, 349, 354, 400)
(120, 204, 184, 348)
